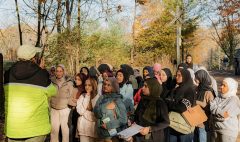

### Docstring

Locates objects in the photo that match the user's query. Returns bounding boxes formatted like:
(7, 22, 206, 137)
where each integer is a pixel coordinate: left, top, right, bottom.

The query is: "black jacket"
(4, 60, 51, 87)
(134, 98, 169, 142)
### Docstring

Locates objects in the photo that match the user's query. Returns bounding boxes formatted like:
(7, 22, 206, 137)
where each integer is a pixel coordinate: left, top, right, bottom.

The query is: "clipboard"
(117, 124, 143, 139)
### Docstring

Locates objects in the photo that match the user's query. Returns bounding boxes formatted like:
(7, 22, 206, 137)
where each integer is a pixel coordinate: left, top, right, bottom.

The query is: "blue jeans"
(198, 127, 207, 142)
(169, 133, 194, 142)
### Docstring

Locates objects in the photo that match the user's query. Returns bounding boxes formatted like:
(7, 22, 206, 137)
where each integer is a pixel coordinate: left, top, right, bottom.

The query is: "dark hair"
(85, 77, 98, 98)
(116, 69, 130, 87)
(80, 67, 89, 76)
(74, 73, 88, 87)
(186, 54, 192, 58)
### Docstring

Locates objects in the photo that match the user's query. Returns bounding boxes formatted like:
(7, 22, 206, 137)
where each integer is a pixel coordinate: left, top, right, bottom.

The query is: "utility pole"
(167, 4, 182, 66)
(131, 0, 137, 65)
(176, 6, 181, 65)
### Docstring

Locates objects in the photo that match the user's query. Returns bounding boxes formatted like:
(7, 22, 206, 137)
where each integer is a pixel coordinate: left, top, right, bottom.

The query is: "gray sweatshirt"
(210, 95, 240, 137)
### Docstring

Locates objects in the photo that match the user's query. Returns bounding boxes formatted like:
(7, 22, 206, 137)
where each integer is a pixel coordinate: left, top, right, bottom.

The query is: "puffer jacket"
(51, 76, 74, 109)
(4, 60, 57, 138)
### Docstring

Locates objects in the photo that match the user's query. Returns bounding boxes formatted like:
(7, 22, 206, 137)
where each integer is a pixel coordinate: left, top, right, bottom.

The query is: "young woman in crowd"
(160, 68, 174, 99)
(142, 66, 154, 80)
(194, 69, 215, 142)
(165, 69, 196, 142)
(68, 73, 88, 142)
(197, 66, 218, 97)
(94, 77, 128, 142)
(80, 67, 89, 77)
(116, 69, 134, 110)
(50, 64, 75, 142)
(133, 78, 169, 142)
(76, 77, 100, 142)
(134, 66, 154, 106)
(210, 78, 240, 142)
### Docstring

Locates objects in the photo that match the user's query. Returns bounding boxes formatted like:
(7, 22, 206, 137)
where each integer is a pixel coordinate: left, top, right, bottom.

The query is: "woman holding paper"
(210, 78, 240, 142)
(133, 78, 169, 142)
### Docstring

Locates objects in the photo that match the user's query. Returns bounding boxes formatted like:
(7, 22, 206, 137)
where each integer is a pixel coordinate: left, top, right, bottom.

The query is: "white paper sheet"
(117, 124, 143, 139)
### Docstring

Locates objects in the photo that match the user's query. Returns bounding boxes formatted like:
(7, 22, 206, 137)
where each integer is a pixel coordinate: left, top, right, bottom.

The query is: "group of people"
(3, 45, 240, 142)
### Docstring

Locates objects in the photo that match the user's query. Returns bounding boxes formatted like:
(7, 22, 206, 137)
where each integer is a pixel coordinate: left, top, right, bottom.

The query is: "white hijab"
(222, 77, 238, 98)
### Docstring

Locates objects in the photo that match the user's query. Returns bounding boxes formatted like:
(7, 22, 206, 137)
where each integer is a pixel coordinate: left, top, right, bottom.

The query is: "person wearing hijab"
(210, 78, 240, 142)
(80, 66, 89, 77)
(170, 63, 188, 89)
(93, 77, 128, 142)
(160, 68, 174, 99)
(116, 69, 134, 117)
(177, 63, 188, 70)
(133, 78, 169, 142)
(143, 66, 154, 80)
(194, 70, 215, 142)
(134, 66, 154, 106)
(89, 66, 101, 82)
(165, 69, 196, 142)
(197, 66, 218, 97)
(50, 64, 75, 142)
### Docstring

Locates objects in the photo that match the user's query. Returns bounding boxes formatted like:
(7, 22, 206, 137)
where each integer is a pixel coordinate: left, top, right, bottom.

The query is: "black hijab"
(195, 70, 214, 101)
(116, 69, 130, 88)
(178, 63, 188, 70)
(143, 66, 154, 80)
(162, 68, 173, 90)
(173, 69, 194, 101)
(142, 78, 163, 124)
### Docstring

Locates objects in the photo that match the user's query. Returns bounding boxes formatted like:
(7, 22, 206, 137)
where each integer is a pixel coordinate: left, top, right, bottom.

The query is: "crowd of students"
(46, 56, 240, 142)
(4, 45, 240, 142)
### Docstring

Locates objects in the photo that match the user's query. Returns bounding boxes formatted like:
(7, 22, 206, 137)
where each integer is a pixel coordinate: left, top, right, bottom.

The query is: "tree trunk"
(77, 0, 81, 31)
(15, 0, 23, 45)
(36, 1, 42, 47)
(66, 0, 71, 31)
(77, 0, 81, 70)
(57, 0, 62, 33)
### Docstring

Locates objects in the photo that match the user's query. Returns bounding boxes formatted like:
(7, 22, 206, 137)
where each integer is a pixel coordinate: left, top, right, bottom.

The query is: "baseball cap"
(17, 45, 42, 60)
